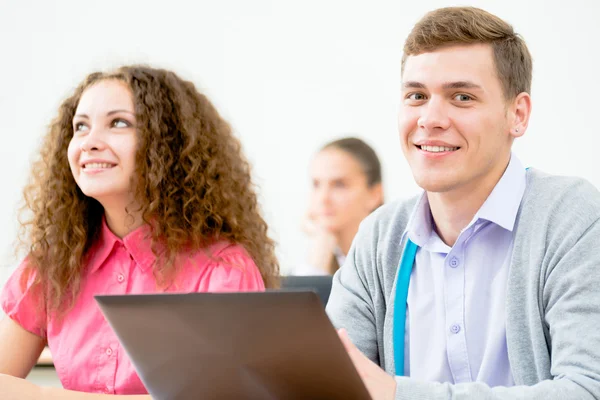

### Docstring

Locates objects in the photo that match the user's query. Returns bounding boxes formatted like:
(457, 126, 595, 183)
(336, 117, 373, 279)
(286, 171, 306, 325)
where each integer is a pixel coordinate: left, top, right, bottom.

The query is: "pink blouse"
(1, 219, 265, 394)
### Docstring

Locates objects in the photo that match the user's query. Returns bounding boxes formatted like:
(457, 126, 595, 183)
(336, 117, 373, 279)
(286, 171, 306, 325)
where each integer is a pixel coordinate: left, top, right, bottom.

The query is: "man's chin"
(413, 174, 458, 194)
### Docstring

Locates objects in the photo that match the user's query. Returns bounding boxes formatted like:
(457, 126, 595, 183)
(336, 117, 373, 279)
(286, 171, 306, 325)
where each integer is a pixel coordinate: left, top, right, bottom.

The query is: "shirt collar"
(403, 192, 433, 248)
(474, 153, 526, 232)
(87, 217, 155, 274)
(402, 153, 527, 247)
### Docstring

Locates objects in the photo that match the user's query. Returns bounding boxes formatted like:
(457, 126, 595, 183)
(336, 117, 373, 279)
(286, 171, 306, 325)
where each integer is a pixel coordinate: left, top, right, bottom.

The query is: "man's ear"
(509, 92, 532, 139)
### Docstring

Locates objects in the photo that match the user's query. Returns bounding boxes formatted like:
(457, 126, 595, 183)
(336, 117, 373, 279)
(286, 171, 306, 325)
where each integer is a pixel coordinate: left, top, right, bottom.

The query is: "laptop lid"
(95, 291, 370, 400)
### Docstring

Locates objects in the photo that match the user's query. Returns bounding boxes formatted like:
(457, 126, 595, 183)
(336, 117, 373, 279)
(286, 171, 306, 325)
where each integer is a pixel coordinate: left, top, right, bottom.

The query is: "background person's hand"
(338, 329, 396, 400)
(302, 212, 338, 274)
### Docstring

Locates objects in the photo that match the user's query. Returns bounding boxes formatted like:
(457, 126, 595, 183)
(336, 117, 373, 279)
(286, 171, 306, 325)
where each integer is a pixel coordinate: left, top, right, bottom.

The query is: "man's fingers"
(338, 328, 357, 353)
(338, 329, 372, 380)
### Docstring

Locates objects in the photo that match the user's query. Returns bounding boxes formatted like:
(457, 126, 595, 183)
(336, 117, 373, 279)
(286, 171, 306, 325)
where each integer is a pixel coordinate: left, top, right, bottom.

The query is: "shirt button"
(106, 347, 113, 356)
(117, 274, 125, 283)
(449, 256, 460, 268)
(450, 324, 461, 334)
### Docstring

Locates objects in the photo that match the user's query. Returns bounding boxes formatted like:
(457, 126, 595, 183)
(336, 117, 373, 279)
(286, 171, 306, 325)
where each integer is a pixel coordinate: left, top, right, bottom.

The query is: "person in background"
(0, 65, 279, 399)
(326, 6, 600, 400)
(295, 137, 384, 275)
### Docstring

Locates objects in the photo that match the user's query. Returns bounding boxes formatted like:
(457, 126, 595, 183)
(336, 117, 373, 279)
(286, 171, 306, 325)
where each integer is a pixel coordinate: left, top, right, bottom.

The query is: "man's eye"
(408, 93, 426, 101)
(454, 94, 472, 101)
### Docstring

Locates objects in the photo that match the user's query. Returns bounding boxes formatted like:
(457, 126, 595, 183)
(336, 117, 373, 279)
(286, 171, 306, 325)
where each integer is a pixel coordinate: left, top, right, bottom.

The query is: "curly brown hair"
(20, 65, 279, 312)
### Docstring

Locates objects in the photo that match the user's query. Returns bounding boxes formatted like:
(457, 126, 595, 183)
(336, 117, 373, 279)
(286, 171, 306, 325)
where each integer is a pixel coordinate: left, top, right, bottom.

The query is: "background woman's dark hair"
(322, 137, 383, 189)
(20, 65, 279, 312)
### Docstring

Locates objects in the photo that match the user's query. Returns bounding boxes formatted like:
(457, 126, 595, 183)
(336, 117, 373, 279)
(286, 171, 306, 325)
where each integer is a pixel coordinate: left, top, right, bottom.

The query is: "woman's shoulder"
(186, 241, 253, 265)
(0, 258, 47, 338)
(178, 241, 265, 292)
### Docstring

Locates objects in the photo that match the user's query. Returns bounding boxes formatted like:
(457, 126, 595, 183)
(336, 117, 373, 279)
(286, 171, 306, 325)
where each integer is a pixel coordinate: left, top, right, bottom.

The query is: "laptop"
(95, 291, 371, 400)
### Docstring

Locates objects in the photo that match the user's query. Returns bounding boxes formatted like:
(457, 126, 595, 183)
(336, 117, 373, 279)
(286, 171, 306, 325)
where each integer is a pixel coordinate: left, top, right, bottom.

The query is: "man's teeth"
(84, 163, 114, 169)
(420, 145, 458, 153)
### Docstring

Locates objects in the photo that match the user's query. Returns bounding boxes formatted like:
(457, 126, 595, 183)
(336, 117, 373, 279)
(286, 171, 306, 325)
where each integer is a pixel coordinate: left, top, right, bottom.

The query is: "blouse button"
(106, 347, 113, 356)
(117, 274, 125, 283)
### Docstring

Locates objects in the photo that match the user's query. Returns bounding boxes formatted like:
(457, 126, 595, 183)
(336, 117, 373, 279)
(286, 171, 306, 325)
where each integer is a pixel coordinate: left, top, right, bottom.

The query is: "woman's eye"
(74, 123, 88, 132)
(112, 119, 130, 128)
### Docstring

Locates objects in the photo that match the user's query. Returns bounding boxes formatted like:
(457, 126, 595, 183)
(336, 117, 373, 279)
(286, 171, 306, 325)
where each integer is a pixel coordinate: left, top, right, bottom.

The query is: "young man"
(326, 6, 600, 400)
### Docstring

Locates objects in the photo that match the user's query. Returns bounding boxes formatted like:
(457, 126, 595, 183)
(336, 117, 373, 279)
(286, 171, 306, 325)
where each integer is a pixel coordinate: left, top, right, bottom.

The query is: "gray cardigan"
(326, 169, 600, 399)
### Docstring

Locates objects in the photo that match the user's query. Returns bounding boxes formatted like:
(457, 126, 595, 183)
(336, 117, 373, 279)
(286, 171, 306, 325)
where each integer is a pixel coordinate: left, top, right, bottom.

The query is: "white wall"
(0, 0, 598, 281)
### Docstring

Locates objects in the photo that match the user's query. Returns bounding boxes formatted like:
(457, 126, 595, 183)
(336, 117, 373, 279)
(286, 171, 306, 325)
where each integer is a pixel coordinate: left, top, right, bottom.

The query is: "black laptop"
(95, 291, 370, 400)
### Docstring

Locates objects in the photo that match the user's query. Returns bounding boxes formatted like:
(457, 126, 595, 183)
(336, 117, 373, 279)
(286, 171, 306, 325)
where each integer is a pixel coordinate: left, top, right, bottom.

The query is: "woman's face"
(67, 79, 138, 209)
(309, 148, 382, 234)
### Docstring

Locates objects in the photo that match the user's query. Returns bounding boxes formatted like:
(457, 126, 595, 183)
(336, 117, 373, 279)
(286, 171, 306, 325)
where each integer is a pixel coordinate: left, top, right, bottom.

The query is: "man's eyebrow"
(401, 81, 483, 90)
(442, 81, 482, 90)
(402, 81, 426, 89)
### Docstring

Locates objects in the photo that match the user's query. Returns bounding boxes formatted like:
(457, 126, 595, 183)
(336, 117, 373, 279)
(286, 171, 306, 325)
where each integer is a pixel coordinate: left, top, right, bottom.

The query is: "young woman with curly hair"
(0, 65, 279, 398)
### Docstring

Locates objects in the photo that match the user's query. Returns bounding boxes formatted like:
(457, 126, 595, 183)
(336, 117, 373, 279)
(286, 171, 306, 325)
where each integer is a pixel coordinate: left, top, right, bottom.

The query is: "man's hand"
(338, 329, 396, 400)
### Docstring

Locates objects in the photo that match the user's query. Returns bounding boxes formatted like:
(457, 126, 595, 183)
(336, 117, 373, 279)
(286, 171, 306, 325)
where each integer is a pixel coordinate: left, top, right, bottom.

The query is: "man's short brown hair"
(402, 7, 532, 100)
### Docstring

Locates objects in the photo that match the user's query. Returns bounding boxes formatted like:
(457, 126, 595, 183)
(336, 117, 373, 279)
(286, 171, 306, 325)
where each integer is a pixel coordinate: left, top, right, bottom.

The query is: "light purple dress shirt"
(403, 154, 526, 386)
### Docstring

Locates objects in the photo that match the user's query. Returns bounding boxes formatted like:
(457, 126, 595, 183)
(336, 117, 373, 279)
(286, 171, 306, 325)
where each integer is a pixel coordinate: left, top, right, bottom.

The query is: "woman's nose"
(79, 127, 107, 152)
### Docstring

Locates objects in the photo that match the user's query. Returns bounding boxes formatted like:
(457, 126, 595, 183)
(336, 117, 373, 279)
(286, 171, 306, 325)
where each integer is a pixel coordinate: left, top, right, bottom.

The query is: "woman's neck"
(103, 203, 144, 239)
(336, 225, 359, 256)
